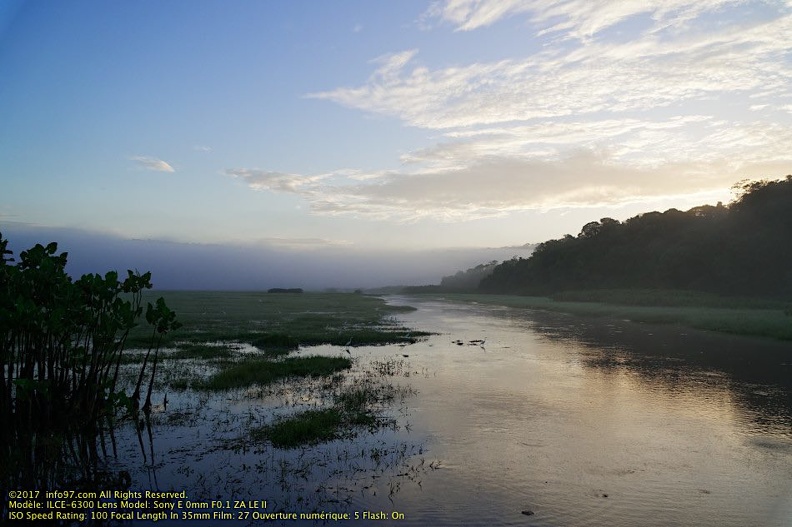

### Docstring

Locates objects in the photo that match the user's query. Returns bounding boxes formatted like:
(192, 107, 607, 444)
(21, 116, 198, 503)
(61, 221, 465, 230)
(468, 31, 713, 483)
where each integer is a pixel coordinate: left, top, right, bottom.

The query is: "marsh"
(99, 293, 792, 526)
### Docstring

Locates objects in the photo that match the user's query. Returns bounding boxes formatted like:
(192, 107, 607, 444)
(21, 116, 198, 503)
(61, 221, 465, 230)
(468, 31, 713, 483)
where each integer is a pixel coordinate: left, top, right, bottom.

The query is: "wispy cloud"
(297, 1, 792, 220)
(130, 156, 175, 173)
(426, 0, 758, 36)
(310, 10, 792, 130)
(423, 0, 535, 32)
(225, 169, 328, 193)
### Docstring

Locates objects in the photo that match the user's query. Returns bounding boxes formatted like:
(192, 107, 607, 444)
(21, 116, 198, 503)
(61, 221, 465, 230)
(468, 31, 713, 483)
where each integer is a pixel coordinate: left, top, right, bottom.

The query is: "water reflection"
(92, 353, 431, 526)
(520, 309, 792, 439)
(9, 297, 788, 527)
(392, 297, 792, 527)
(1, 414, 135, 526)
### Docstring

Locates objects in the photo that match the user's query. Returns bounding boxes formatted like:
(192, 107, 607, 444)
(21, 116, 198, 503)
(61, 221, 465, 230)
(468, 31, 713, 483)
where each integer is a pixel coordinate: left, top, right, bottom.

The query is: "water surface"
(374, 296, 792, 527)
(112, 296, 792, 526)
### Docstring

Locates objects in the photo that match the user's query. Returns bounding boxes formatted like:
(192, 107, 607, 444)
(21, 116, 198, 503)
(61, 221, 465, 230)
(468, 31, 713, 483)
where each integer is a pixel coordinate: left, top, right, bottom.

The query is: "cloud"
(297, 1, 792, 221)
(310, 8, 792, 130)
(309, 154, 751, 219)
(425, 0, 535, 31)
(130, 156, 175, 173)
(426, 0, 758, 36)
(225, 169, 328, 193)
(226, 142, 790, 223)
(407, 116, 792, 173)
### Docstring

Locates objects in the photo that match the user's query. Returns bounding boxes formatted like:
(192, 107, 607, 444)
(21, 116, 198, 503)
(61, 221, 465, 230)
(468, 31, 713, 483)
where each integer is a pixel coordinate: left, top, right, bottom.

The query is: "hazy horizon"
(1, 221, 535, 290)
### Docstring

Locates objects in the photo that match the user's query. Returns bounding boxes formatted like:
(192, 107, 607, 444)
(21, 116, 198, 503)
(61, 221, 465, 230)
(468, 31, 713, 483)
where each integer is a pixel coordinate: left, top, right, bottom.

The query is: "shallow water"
(104, 296, 791, 526)
(377, 296, 792, 526)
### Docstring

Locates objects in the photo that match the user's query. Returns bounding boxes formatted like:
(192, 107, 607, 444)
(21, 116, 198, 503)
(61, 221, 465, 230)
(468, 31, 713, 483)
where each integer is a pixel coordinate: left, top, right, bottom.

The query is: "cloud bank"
(2, 223, 533, 290)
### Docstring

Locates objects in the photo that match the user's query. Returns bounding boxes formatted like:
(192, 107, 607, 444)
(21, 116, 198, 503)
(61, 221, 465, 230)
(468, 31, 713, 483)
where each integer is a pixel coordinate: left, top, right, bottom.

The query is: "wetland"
(5, 290, 792, 526)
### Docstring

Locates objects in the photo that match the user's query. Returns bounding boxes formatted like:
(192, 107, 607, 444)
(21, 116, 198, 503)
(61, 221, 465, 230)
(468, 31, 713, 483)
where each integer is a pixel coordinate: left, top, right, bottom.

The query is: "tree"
(478, 176, 792, 298)
(1, 233, 180, 500)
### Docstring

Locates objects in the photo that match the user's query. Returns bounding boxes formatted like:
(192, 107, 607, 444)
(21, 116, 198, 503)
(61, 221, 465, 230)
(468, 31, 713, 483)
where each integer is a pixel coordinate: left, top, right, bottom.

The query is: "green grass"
(168, 343, 235, 360)
(250, 382, 400, 448)
(420, 292, 792, 341)
(337, 387, 391, 426)
(551, 289, 789, 309)
(249, 332, 299, 354)
(111, 292, 425, 457)
(125, 291, 427, 349)
(252, 408, 345, 448)
(116, 342, 235, 364)
(196, 355, 353, 391)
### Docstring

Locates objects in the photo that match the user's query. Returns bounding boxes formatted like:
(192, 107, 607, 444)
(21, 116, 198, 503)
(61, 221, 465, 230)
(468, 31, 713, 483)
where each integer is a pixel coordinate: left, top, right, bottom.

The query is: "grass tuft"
(196, 355, 352, 391)
(249, 332, 300, 353)
(251, 382, 400, 448)
(252, 409, 344, 448)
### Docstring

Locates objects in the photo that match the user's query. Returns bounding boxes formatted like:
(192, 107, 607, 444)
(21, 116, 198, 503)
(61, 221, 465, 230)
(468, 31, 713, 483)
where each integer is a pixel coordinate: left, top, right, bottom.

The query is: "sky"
(1, 1, 791, 288)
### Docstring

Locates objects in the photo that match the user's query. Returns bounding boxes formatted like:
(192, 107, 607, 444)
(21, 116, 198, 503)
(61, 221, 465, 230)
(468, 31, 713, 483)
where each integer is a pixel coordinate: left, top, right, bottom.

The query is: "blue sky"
(2, 1, 791, 287)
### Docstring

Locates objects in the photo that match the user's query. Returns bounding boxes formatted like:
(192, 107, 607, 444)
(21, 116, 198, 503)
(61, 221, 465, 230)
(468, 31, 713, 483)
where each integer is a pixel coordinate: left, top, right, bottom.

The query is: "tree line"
(479, 176, 792, 299)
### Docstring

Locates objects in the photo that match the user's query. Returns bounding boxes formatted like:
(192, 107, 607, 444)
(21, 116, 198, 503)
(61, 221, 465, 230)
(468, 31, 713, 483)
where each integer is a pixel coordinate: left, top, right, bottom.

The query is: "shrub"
(0, 233, 179, 496)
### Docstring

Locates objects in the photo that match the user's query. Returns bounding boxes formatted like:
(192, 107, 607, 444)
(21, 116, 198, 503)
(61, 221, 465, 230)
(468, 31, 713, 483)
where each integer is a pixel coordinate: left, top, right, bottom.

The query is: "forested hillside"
(480, 176, 792, 299)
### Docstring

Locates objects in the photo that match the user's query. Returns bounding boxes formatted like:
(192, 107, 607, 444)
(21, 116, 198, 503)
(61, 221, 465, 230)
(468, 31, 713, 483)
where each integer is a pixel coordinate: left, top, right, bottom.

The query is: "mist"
(1, 223, 533, 290)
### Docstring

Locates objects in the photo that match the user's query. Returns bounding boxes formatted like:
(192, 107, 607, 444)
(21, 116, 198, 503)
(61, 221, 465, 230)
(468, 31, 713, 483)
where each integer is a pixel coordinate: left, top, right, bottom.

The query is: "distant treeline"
(440, 260, 499, 290)
(480, 176, 792, 299)
(268, 288, 304, 294)
(402, 261, 501, 294)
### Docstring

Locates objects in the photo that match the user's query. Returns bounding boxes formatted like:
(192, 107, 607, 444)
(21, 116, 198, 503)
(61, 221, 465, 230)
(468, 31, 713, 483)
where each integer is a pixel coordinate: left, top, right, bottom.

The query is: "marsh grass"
(126, 291, 428, 350)
(425, 292, 792, 341)
(552, 289, 789, 309)
(169, 343, 235, 360)
(196, 355, 353, 391)
(109, 291, 429, 504)
(249, 369, 411, 448)
(252, 408, 346, 447)
(120, 291, 427, 395)
(249, 332, 299, 355)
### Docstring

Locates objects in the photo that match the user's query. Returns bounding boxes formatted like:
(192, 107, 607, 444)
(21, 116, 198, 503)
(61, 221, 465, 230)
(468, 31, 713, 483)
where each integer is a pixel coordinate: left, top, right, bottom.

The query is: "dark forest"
(480, 176, 792, 299)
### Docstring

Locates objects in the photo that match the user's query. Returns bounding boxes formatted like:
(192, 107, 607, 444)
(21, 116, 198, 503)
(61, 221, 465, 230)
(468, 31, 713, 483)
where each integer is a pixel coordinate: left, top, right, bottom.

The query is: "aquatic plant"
(245, 357, 416, 448)
(124, 290, 428, 350)
(196, 355, 353, 391)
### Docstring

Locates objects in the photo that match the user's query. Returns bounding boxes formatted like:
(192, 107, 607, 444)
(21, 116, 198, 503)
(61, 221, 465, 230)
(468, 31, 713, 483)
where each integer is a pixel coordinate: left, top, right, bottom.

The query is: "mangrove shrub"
(0, 233, 180, 498)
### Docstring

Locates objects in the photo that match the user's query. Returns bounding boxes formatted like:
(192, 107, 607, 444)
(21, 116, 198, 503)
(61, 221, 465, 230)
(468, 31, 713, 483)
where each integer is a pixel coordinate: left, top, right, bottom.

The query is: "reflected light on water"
(390, 297, 792, 527)
(90, 296, 792, 527)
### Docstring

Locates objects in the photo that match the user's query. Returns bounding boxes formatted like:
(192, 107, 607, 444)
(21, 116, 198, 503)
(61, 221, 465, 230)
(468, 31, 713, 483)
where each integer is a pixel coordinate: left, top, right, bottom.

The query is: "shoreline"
(403, 292, 792, 342)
